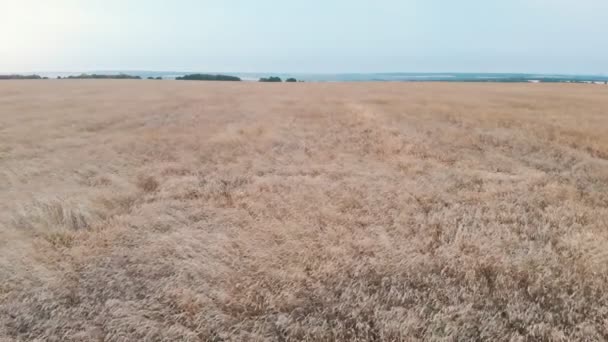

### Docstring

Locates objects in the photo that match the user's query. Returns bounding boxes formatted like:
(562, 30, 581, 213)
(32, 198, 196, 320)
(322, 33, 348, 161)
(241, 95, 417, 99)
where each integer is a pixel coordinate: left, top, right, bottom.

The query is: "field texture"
(1, 81, 608, 341)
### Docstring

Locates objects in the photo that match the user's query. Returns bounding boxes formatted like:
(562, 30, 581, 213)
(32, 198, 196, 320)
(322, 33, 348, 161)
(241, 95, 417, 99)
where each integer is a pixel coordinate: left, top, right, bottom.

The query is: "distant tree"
(259, 76, 282, 82)
(147, 77, 154, 80)
(155, 77, 162, 80)
(0, 74, 42, 80)
(57, 76, 62, 79)
(176, 74, 241, 81)
(66, 73, 141, 79)
(285, 78, 297, 82)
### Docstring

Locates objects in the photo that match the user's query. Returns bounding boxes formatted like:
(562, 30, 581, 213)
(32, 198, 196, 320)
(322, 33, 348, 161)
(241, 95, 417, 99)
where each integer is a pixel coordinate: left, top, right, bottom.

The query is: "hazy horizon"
(2, 0, 608, 74)
(3, 70, 608, 77)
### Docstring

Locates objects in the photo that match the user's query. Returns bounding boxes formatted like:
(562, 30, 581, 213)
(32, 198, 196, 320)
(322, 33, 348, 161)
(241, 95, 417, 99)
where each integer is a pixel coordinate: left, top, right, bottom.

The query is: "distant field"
(1, 80, 608, 341)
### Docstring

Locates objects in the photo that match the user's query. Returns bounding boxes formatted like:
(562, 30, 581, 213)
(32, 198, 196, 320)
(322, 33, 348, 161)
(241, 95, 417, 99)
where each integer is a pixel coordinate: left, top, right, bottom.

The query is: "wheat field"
(1, 80, 608, 341)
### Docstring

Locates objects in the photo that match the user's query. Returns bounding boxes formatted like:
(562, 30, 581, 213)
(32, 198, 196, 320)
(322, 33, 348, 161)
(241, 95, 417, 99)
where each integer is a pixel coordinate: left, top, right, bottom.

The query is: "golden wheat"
(1, 80, 608, 341)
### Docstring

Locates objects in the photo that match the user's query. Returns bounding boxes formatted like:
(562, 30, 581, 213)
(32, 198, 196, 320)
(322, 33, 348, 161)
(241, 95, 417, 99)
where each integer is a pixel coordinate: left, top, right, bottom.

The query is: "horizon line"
(2, 70, 607, 77)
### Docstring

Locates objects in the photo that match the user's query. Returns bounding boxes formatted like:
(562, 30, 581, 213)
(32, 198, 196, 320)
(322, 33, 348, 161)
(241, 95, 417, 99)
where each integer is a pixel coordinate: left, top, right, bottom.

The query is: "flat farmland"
(1, 80, 608, 341)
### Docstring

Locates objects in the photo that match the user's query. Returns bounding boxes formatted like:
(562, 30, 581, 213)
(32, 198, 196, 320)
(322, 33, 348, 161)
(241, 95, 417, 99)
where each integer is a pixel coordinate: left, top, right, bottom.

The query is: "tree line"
(64, 74, 141, 79)
(1, 73, 303, 82)
(259, 77, 298, 82)
(176, 74, 241, 81)
(0, 75, 45, 80)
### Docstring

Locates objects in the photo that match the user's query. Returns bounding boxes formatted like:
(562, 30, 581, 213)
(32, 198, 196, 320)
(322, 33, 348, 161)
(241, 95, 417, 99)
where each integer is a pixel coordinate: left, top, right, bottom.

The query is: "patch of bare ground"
(1, 80, 608, 341)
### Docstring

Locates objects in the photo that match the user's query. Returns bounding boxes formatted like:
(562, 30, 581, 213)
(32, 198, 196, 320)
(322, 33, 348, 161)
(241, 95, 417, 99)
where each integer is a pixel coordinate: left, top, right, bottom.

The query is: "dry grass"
(1, 80, 608, 341)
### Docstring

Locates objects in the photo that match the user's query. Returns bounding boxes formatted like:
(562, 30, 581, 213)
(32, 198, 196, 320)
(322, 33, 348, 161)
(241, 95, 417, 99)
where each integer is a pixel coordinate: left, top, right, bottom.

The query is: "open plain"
(1, 80, 608, 341)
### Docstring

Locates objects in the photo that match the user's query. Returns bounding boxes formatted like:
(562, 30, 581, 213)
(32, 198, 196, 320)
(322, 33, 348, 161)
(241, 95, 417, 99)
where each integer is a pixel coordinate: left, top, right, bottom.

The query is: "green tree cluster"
(176, 74, 241, 81)
(0, 74, 42, 80)
(67, 73, 142, 79)
(259, 76, 282, 82)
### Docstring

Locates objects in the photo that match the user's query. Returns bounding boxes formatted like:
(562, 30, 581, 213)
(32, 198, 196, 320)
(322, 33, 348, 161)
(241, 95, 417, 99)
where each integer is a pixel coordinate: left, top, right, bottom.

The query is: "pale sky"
(1, 0, 607, 74)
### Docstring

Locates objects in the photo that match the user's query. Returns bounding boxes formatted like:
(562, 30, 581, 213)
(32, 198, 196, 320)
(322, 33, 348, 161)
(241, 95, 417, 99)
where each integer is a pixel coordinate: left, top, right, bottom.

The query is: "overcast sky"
(1, 0, 607, 74)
